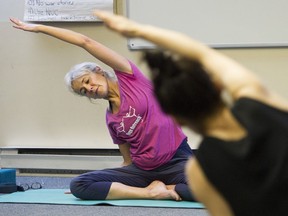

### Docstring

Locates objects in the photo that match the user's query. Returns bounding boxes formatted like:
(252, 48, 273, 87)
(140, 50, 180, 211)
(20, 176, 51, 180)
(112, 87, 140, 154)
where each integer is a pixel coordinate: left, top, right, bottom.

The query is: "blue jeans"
(70, 139, 195, 201)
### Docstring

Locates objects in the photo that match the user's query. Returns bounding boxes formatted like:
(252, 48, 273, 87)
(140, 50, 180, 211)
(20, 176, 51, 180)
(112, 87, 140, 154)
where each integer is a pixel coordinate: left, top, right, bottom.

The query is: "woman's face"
(71, 70, 109, 99)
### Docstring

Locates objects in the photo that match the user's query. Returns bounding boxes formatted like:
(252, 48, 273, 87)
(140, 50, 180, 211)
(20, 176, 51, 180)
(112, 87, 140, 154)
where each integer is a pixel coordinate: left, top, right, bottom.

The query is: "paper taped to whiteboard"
(24, 0, 113, 22)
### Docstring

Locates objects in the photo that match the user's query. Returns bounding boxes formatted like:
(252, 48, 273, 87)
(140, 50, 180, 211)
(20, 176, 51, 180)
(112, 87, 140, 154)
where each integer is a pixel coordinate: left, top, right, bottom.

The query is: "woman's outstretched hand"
(10, 18, 39, 32)
(94, 11, 142, 38)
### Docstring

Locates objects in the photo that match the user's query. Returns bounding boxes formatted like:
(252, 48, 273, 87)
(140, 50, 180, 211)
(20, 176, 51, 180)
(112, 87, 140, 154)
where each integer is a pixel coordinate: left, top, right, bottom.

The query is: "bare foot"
(146, 180, 181, 201)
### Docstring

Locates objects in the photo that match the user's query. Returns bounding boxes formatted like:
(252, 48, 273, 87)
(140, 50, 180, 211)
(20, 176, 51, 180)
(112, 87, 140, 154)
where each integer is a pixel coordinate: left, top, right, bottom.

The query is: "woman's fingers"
(10, 18, 25, 30)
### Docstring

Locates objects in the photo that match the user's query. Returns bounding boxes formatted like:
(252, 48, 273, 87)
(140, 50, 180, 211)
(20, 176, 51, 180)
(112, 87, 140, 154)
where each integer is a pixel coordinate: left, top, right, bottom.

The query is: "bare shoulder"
(236, 83, 288, 112)
(185, 158, 234, 216)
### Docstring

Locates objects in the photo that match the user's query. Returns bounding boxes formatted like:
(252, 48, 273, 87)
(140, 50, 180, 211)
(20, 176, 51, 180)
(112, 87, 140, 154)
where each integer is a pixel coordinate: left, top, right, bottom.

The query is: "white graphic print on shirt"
(116, 106, 143, 136)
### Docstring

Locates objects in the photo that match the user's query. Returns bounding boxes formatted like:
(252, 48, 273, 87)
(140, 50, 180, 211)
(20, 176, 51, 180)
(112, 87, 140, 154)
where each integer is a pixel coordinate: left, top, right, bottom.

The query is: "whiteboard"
(127, 0, 288, 49)
(24, 0, 113, 22)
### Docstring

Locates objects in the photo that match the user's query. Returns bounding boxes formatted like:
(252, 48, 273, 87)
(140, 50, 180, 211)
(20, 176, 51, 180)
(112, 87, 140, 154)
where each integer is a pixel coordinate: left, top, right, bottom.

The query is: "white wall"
(1, 0, 288, 149)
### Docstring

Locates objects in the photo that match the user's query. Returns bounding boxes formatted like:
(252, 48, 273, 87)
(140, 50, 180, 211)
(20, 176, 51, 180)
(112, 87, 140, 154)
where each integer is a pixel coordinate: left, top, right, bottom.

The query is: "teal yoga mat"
(0, 189, 204, 208)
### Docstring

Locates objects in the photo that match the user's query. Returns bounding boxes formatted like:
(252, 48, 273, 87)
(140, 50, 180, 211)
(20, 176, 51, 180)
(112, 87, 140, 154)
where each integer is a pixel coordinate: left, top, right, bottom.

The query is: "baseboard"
(0, 148, 122, 174)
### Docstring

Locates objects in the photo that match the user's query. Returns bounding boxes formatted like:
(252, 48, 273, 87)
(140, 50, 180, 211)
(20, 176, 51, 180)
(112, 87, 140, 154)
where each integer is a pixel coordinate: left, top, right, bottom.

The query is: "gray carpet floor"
(0, 176, 209, 216)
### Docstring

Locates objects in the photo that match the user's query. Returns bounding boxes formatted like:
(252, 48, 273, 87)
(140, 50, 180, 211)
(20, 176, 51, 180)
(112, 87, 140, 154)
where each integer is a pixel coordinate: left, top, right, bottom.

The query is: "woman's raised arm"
(10, 18, 131, 73)
(95, 11, 288, 109)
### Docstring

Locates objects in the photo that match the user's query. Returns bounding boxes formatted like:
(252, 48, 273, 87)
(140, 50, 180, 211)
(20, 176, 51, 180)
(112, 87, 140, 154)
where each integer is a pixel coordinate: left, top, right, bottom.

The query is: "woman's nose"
(88, 85, 93, 93)
(84, 84, 93, 92)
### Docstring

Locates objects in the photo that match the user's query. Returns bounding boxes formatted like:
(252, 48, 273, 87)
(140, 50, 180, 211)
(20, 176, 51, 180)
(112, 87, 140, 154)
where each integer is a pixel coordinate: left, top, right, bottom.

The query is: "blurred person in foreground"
(95, 11, 288, 216)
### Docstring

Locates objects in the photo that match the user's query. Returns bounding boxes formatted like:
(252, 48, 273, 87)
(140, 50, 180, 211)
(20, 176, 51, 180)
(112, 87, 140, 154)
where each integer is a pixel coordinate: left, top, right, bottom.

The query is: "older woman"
(10, 18, 195, 201)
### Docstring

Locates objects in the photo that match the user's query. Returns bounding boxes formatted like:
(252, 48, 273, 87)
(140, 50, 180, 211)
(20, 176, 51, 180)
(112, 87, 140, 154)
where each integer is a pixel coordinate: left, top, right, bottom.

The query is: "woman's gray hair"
(64, 62, 117, 95)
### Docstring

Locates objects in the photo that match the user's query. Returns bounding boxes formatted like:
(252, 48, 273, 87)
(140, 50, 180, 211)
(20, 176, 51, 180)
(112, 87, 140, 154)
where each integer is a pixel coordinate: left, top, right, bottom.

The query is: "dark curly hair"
(143, 50, 223, 131)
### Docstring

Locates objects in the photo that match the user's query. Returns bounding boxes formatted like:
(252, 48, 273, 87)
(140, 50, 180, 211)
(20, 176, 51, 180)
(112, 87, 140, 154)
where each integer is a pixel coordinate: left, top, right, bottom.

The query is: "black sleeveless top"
(196, 98, 288, 216)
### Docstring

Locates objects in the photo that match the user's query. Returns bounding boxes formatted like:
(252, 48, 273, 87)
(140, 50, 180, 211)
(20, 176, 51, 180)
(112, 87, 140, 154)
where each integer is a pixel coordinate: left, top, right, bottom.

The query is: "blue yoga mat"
(0, 189, 204, 208)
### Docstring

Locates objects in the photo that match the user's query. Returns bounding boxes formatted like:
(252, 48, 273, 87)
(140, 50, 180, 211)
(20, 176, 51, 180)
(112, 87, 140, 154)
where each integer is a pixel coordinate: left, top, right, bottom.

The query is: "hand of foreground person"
(94, 11, 143, 38)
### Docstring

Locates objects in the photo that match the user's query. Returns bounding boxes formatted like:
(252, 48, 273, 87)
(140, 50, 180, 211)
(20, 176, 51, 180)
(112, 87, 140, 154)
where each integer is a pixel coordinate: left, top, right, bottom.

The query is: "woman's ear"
(94, 66, 105, 76)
